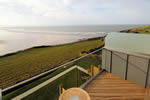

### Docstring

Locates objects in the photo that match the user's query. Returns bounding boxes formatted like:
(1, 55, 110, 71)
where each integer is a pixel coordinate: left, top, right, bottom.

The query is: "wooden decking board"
(86, 89, 145, 93)
(85, 87, 144, 90)
(84, 72, 146, 100)
(87, 84, 141, 87)
(90, 96, 145, 100)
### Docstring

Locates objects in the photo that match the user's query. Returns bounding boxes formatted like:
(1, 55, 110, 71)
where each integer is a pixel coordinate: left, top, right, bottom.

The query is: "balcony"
(1, 32, 150, 100)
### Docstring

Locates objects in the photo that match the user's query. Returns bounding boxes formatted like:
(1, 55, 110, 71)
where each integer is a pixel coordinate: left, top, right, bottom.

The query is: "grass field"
(3, 52, 102, 100)
(3, 66, 86, 100)
(0, 39, 104, 89)
(120, 25, 150, 34)
(21, 53, 102, 100)
(75, 52, 102, 70)
(22, 68, 83, 100)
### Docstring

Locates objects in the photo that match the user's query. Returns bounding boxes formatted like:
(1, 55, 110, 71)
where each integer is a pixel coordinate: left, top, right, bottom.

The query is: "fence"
(1, 47, 103, 100)
(12, 65, 89, 100)
(102, 47, 150, 88)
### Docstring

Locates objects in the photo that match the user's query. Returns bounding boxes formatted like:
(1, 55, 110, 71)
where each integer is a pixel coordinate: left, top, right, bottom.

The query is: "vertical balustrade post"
(145, 59, 150, 88)
(110, 51, 113, 73)
(125, 55, 129, 80)
(59, 84, 63, 96)
(0, 89, 2, 100)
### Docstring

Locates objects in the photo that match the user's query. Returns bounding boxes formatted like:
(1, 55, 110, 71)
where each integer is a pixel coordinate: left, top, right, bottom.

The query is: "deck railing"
(2, 46, 150, 100)
(103, 47, 150, 88)
(12, 65, 89, 100)
(0, 46, 103, 100)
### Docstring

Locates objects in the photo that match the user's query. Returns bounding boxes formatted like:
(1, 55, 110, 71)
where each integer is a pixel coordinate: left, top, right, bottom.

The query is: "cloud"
(0, 0, 150, 26)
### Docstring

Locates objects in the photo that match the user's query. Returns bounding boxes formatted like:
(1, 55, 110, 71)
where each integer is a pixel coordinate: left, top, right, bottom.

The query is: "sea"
(0, 25, 143, 56)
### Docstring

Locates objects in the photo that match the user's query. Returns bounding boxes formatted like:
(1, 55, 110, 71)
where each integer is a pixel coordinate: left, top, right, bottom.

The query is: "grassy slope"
(23, 69, 80, 100)
(0, 39, 104, 89)
(21, 52, 102, 100)
(3, 50, 102, 100)
(121, 25, 150, 34)
(76, 53, 102, 70)
(3, 66, 81, 100)
(3, 52, 100, 100)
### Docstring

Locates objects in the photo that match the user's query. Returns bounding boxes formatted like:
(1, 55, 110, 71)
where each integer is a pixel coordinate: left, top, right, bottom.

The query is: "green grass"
(76, 50, 102, 70)
(121, 25, 150, 34)
(132, 25, 150, 34)
(21, 52, 101, 100)
(22, 68, 87, 100)
(2, 65, 70, 100)
(0, 39, 104, 89)
(22, 69, 79, 100)
(3, 66, 89, 100)
(3, 64, 87, 100)
(2, 46, 102, 100)
(76, 54, 102, 70)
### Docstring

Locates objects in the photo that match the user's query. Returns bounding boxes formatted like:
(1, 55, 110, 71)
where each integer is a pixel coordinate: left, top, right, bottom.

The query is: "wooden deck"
(84, 72, 146, 100)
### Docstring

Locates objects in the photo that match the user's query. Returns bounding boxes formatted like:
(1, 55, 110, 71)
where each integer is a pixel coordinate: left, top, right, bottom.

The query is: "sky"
(0, 0, 150, 26)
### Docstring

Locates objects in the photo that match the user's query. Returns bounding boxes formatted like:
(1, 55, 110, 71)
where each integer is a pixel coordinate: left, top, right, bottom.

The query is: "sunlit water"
(0, 25, 142, 56)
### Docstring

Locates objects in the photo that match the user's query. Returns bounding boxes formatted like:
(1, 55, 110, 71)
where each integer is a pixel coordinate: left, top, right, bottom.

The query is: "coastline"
(120, 25, 150, 34)
(0, 36, 105, 58)
(0, 37, 104, 89)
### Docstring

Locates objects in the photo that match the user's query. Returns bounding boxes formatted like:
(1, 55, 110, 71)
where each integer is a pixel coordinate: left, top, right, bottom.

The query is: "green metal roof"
(105, 32, 150, 55)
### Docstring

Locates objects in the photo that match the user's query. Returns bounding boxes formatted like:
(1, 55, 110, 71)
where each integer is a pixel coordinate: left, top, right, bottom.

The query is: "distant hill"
(120, 25, 150, 34)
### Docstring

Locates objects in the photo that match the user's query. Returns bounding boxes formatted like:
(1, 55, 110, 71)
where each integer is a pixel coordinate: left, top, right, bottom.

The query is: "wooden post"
(59, 84, 63, 96)
(91, 65, 94, 76)
(90, 65, 92, 76)
(92, 65, 94, 76)
(0, 89, 2, 100)
(98, 65, 101, 71)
